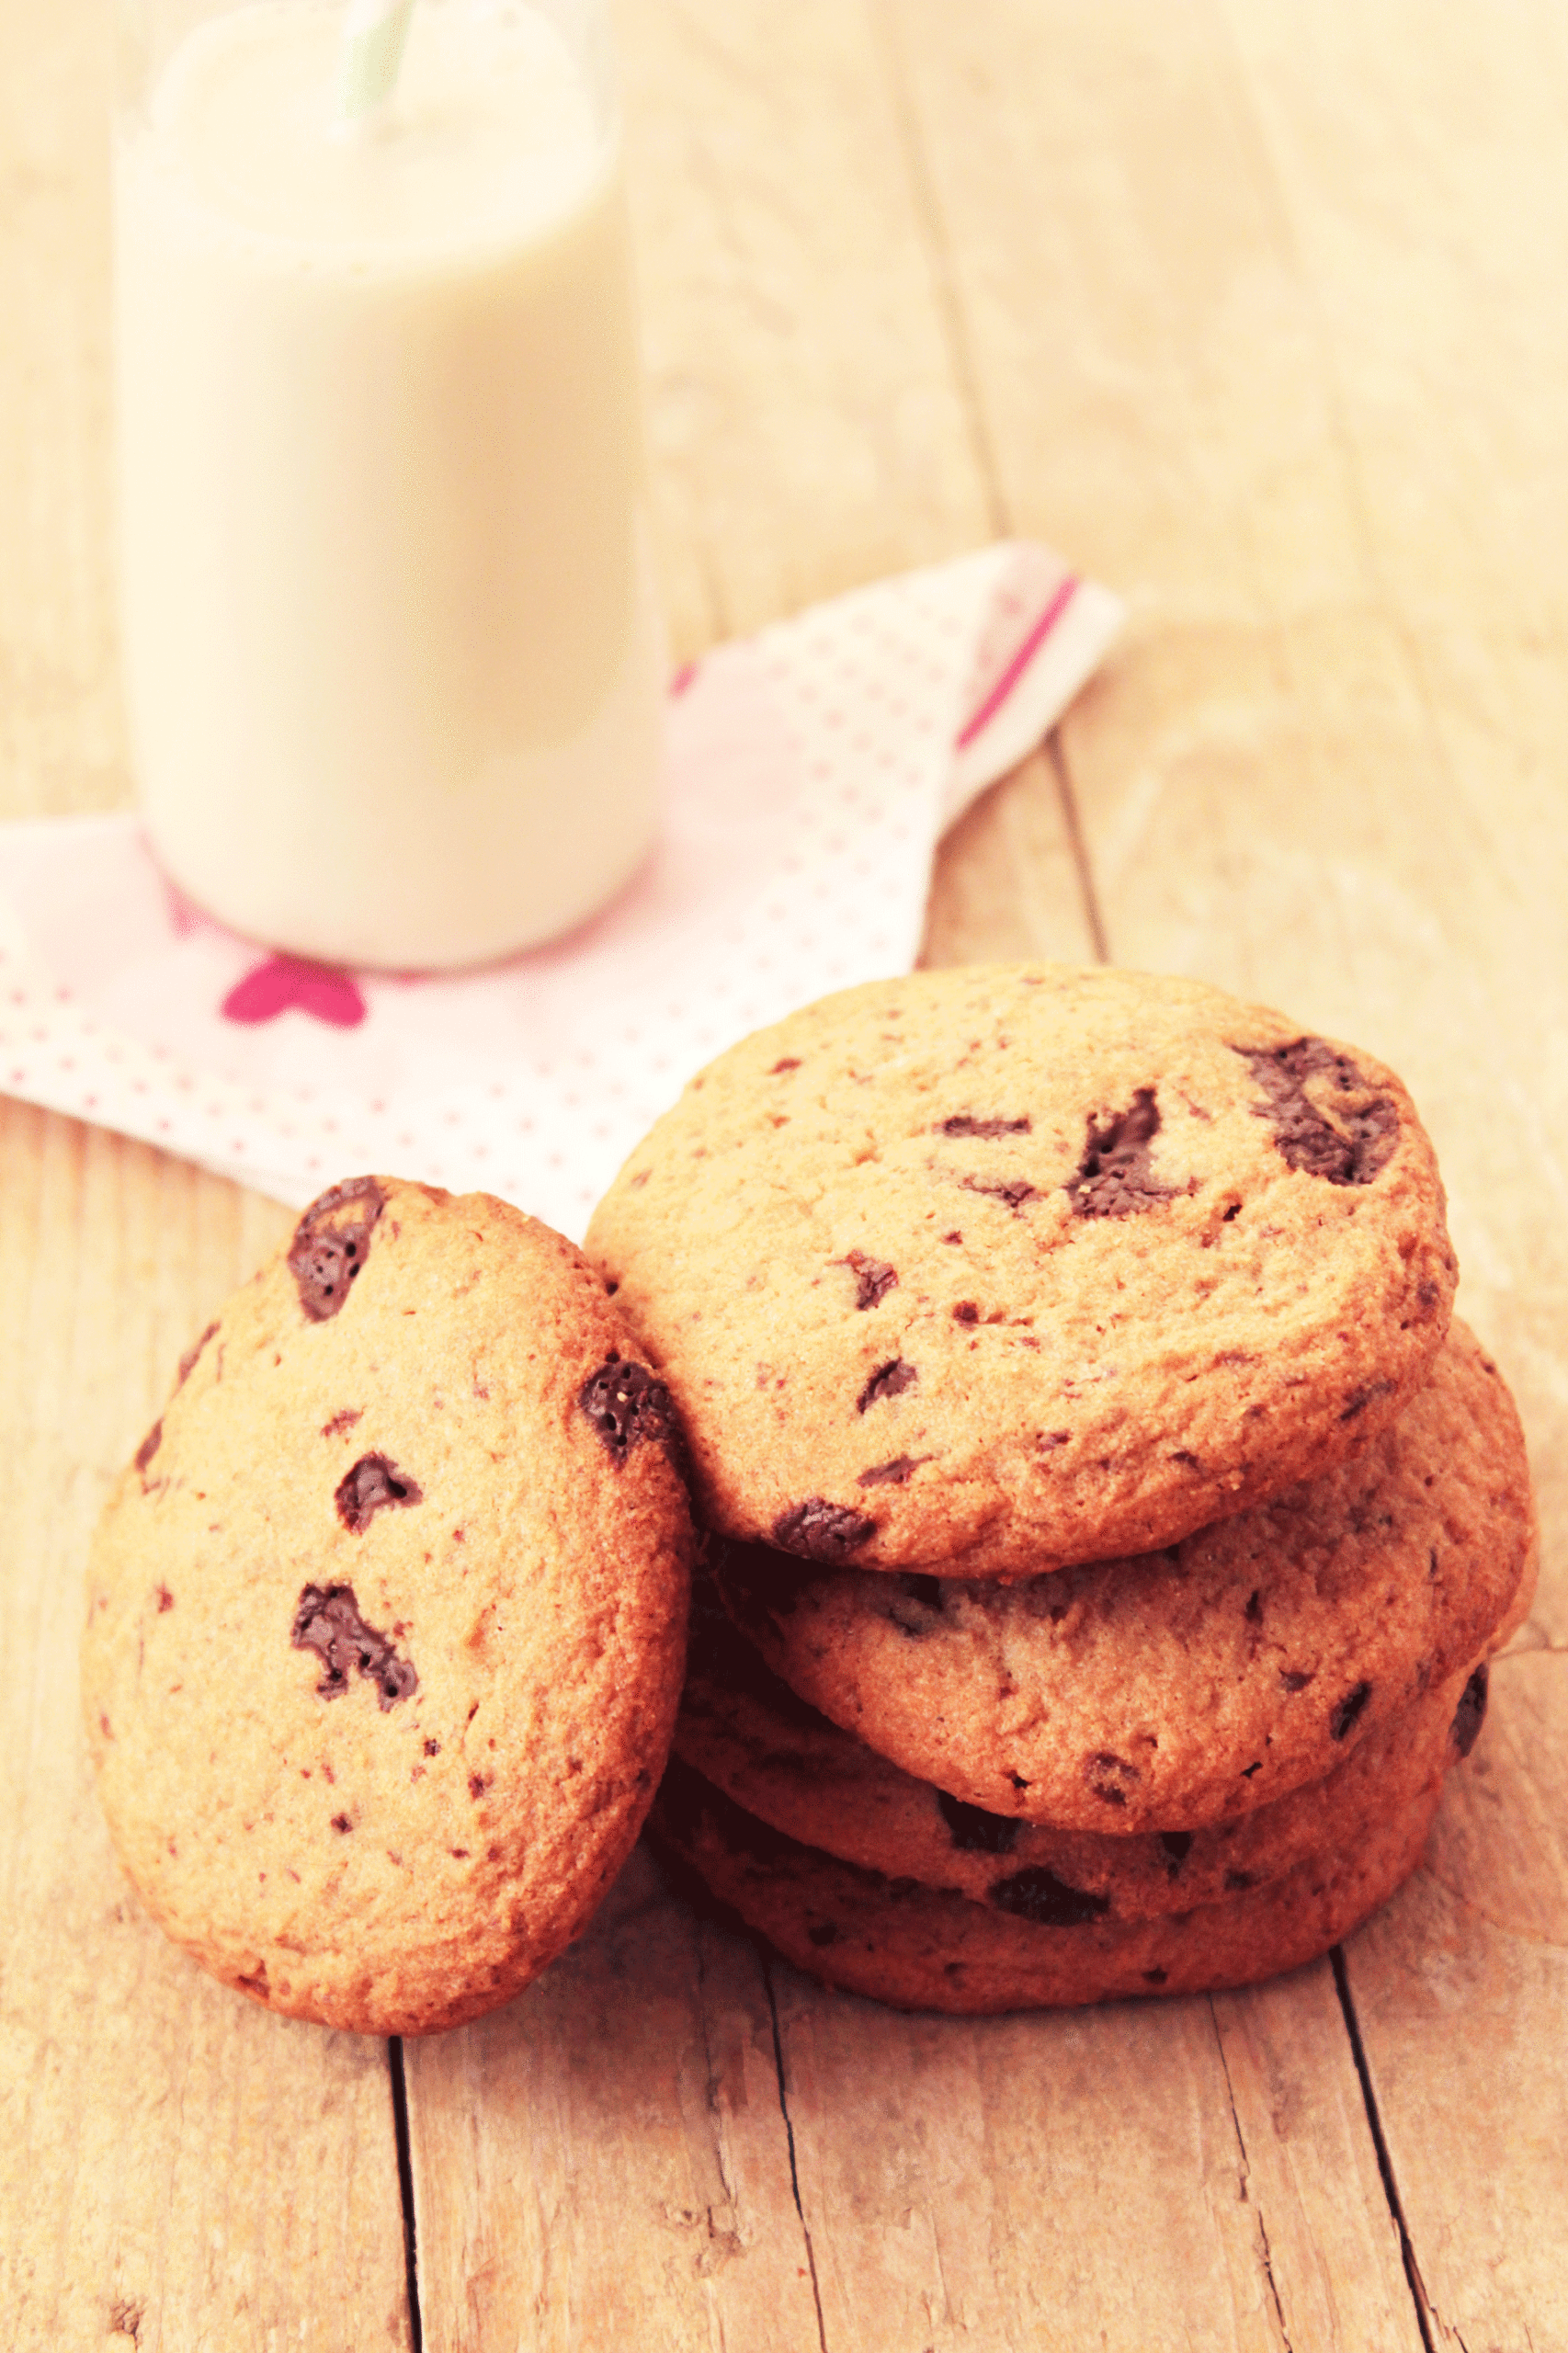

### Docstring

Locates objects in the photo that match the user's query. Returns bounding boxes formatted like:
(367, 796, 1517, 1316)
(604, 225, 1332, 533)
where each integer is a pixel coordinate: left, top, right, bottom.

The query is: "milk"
(116, 0, 664, 969)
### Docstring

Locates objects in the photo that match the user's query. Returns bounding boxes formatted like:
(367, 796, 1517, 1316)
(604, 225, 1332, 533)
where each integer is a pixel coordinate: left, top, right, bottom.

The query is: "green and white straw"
(336, 0, 417, 125)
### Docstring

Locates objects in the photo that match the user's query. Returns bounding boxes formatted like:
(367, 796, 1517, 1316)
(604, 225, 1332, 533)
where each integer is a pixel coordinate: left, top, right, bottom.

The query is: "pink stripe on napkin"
(956, 575, 1078, 749)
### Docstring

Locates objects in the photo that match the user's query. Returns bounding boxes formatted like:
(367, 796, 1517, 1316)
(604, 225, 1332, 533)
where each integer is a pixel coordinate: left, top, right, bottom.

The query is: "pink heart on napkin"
(221, 955, 368, 1029)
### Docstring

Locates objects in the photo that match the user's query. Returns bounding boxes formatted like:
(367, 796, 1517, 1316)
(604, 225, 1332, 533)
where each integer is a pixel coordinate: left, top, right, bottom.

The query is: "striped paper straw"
(336, 0, 416, 124)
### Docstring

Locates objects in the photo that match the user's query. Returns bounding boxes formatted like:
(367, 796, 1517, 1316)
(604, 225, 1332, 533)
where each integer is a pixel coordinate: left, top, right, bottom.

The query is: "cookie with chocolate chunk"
(650, 1756, 1442, 2015)
(678, 1558, 1490, 1919)
(84, 1176, 693, 2036)
(586, 964, 1456, 1578)
(713, 1322, 1534, 1833)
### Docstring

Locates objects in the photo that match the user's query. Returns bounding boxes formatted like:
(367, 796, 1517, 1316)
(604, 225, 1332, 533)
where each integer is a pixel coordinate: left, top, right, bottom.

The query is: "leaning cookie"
(678, 1560, 1489, 1921)
(715, 1320, 1534, 1833)
(650, 1758, 1442, 2015)
(83, 1176, 694, 2037)
(587, 964, 1456, 1579)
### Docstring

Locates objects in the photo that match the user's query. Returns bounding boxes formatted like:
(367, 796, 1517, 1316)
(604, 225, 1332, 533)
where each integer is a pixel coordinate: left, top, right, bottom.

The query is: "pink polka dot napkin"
(0, 541, 1119, 1239)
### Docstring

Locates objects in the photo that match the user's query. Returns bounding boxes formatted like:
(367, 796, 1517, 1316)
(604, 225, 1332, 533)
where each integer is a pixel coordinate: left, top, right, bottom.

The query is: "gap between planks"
(390, 2039, 426, 2353)
(1328, 1954, 1437, 2353)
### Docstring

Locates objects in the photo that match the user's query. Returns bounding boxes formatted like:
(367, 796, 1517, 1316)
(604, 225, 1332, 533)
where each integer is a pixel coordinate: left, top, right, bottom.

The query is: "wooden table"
(4, 2, 1564, 2345)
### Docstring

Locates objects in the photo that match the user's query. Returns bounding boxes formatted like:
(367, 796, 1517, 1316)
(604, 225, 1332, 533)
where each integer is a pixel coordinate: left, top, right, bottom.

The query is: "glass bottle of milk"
(115, 0, 665, 969)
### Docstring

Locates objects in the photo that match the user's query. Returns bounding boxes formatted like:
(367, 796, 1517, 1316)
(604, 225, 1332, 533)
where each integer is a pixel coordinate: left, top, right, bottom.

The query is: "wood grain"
(1343, 1649, 1568, 2350)
(403, 1848, 820, 2353)
(617, 0, 994, 659)
(773, 1959, 1426, 2352)
(920, 745, 1101, 972)
(0, 0, 126, 818)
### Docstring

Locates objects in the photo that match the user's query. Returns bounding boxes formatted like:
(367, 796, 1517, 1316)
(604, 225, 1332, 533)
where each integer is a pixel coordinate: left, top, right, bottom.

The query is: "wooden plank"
(773, 1959, 1425, 2352)
(0, 0, 126, 818)
(885, 4, 1568, 2345)
(1207, 1978, 1424, 2351)
(390, 6, 1008, 2334)
(922, 745, 1101, 972)
(403, 1847, 819, 2353)
(1343, 1648, 1568, 2350)
(616, 0, 994, 657)
(0, 1103, 410, 2352)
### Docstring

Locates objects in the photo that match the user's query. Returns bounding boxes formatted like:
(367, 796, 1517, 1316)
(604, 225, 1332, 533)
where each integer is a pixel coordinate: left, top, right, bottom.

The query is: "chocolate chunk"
(937, 1790, 1021, 1854)
(291, 1582, 418, 1710)
(1340, 1380, 1395, 1423)
(952, 1302, 980, 1324)
(807, 1921, 839, 1947)
(288, 1176, 385, 1321)
(1084, 1751, 1141, 1808)
(134, 1419, 163, 1474)
(771, 1498, 878, 1562)
(1158, 1831, 1193, 1875)
(1237, 1038, 1399, 1185)
(335, 1452, 423, 1534)
(1067, 1088, 1174, 1218)
(844, 1249, 898, 1309)
(858, 1454, 927, 1488)
(1280, 1669, 1314, 1692)
(1450, 1664, 1489, 1759)
(1329, 1680, 1373, 1741)
(857, 1358, 917, 1412)
(939, 1116, 1032, 1139)
(962, 1176, 1040, 1212)
(990, 1868, 1110, 1927)
(578, 1357, 678, 1463)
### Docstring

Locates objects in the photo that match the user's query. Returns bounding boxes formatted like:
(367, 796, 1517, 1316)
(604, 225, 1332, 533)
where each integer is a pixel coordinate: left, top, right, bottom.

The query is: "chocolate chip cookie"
(713, 1321, 1533, 1832)
(650, 1756, 1442, 2014)
(84, 1176, 694, 2036)
(678, 1559, 1487, 1919)
(587, 965, 1456, 1578)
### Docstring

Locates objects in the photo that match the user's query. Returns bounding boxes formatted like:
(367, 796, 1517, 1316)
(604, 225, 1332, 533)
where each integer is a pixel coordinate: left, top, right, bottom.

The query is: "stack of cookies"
(586, 964, 1536, 2012)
